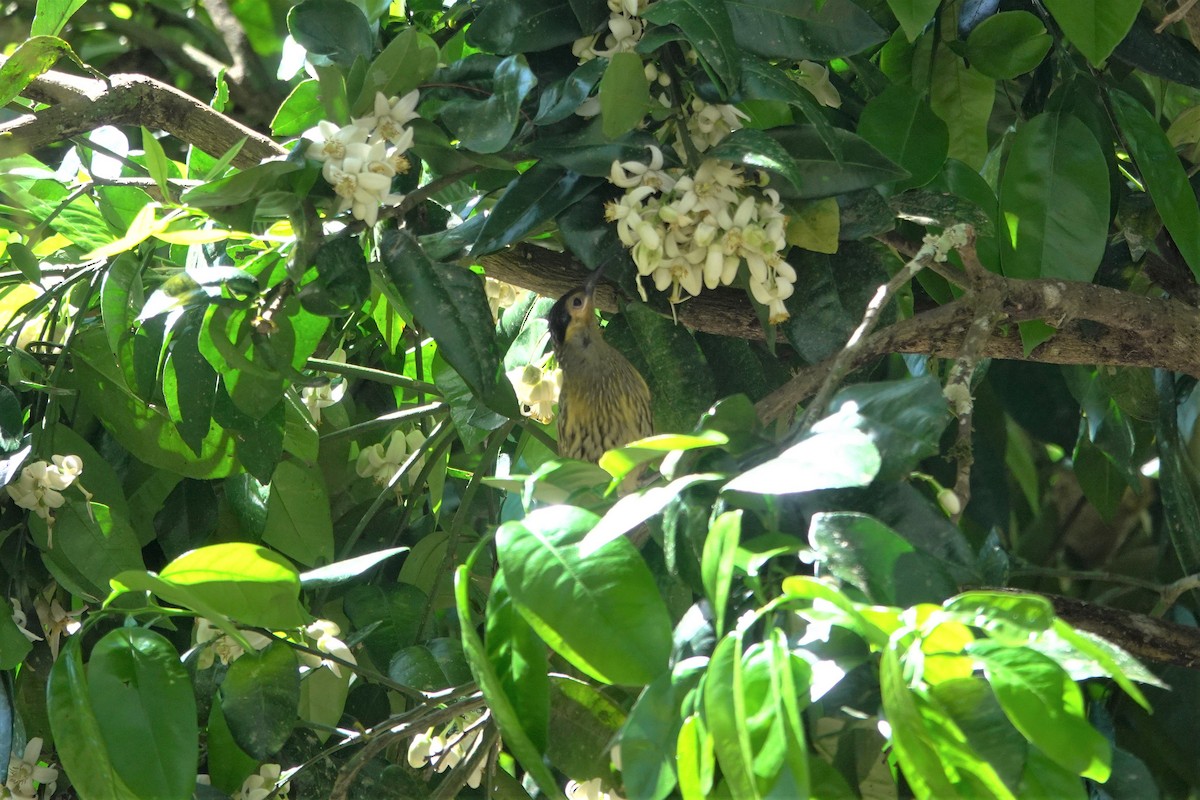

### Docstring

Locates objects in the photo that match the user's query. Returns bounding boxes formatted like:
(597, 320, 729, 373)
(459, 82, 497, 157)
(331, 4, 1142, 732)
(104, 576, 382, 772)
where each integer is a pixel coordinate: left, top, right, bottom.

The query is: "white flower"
(9, 598, 41, 645)
(507, 364, 562, 424)
(485, 278, 528, 320)
(367, 90, 421, 148)
(301, 619, 356, 677)
(239, 763, 289, 800)
(565, 778, 626, 800)
(796, 60, 841, 108)
(355, 430, 428, 494)
(192, 618, 272, 670)
(303, 120, 370, 164)
(6, 738, 57, 800)
(300, 380, 345, 425)
(406, 713, 488, 789)
(5, 455, 86, 533)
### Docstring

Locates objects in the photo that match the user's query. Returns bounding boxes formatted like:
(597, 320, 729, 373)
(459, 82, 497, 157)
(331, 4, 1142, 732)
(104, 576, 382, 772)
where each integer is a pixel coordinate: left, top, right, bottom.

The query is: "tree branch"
(0, 61, 286, 168)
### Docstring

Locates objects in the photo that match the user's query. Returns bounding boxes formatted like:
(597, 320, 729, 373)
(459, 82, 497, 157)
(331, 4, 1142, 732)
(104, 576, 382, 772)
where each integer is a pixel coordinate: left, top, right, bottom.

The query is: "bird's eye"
(572, 296, 583, 308)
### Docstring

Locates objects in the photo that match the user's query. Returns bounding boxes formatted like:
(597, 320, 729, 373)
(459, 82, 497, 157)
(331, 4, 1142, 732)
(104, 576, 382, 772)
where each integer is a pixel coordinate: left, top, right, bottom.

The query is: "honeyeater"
(548, 273, 653, 462)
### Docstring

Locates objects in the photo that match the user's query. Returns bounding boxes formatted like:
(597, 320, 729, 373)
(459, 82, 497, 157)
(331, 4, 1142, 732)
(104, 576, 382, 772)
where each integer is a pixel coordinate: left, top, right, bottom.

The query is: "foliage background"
(2, 0, 1200, 798)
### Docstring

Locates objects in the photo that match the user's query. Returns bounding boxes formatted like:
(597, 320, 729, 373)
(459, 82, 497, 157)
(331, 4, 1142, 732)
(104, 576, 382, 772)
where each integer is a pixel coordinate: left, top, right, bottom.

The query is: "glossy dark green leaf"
(32, 502, 143, 601)
(343, 583, 427, 665)
(88, 628, 198, 800)
(389, 639, 470, 691)
(809, 511, 958, 605)
(220, 642, 300, 760)
(930, 47, 995, 170)
(535, 59, 607, 125)
(737, 54, 840, 157)
(286, 0, 373, 68)
(467, 0, 583, 53)
(970, 642, 1111, 780)
(530, 122, 663, 176)
(622, 673, 688, 800)
(760, 125, 907, 199)
(0, 597, 31, 670)
(857, 84, 947, 190)
(497, 506, 672, 685)
(1112, 90, 1200, 281)
(153, 479, 219, 561)
(473, 164, 601, 256)
(829, 376, 951, 481)
(300, 235, 370, 317)
(642, 0, 740, 97)
(352, 27, 440, 114)
(0, 386, 21, 453)
(726, 0, 887, 61)
(299, 547, 409, 589)
(430, 54, 537, 153)
(1113, 14, 1200, 91)
(48, 638, 140, 800)
(599, 51, 651, 138)
(710, 128, 808, 194)
(163, 312, 218, 456)
(999, 112, 1109, 281)
(485, 573, 549, 751)
(966, 11, 1052, 79)
(1041, 0, 1139, 65)
(380, 229, 518, 416)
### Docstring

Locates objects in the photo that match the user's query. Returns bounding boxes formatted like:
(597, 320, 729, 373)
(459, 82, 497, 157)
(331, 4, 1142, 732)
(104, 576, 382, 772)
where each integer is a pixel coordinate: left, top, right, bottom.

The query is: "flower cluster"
(238, 763, 289, 800)
(485, 277, 528, 321)
(303, 90, 420, 226)
(605, 146, 795, 322)
(355, 429, 428, 498)
(507, 363, 562, 424)
(300, 379, 346, 425)
(5, 455, 86, 532)
(407, 712, 488, 789)
(6, 738, 57, 800)
(299, 619, 356, 678)
(681, 98, 748, 154)
(572, 0, 648, 62)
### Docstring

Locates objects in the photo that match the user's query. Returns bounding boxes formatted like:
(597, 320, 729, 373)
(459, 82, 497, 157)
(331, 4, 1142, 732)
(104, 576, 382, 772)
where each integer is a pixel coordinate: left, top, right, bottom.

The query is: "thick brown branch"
(0, 63, 285, 168)
(1044, 592, 1200, 670)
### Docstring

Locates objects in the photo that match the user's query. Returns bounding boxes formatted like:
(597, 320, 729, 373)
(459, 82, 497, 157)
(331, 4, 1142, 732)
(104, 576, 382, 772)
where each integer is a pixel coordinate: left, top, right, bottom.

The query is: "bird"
(547, 269, 653, 463)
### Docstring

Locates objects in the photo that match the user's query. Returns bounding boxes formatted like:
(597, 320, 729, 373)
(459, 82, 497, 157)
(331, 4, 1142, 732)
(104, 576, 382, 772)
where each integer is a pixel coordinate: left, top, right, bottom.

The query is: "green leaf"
(999, 112, 1109, 281)
(485, 573, 550, 751)
(931, 677, 1027, 793)
(943, 591, 1055, 640)
(48, 638, 140, 800)
(299, 546, 409, 589)
(530, 122, 663, 176)
(623, 673, 692, 800)
(32, 502, 144, 601)
(271, 80, 324, 137)
(857, 84, 948, 190)
(140, 127, 172, 201)
(1041, 0, 1140, 65)
(380, 229, 518, 416)
(709, 128, 809, 195)
(467, 0, 583, 53)
(1045, 621, 1162, 711)
(599, 51, 651, 139)
(163, 312, 218, 456)
(261, 460, 333, 566)
(886, 0, 939, 42)
(737, 54, 840, 158)
(929, 47, 995, 170)
(220, 642, 300, 760)
(455, 565, 567, 800)
(702, 510, 742, 635)
(726, 0, 888, 60)
(879, 647, 959, 797)
(352, 27, 439, 114)
(0, 35, 74, 106)
(545, 677, 627, 781)
(286, 0, 373, 68)
(966, 11, 1053, 80)
(830, 376, 952, 481)
(582, 473, 724, 551)
(473, 164, 601, 256)
(343, 583, 427, 665)
(180, 160, 303, 208)
(535, 58, 607, 125)
(429, 54, 537, 153)
(110, 542, 308, 629)
(31, 0, 87, 36)
(758, 125, 908, 199)
(0, 597, 32, 670)
(808, 512, 958, 605)
(641, 0, 740, 97)
(497, 506, 672, 685)
(1111, 89, 1200, 282)
(703, 635, 760, 799)
(722, 426, 880, 495)
(970, 642, 1111, 781)
(88, 629, 198, 800)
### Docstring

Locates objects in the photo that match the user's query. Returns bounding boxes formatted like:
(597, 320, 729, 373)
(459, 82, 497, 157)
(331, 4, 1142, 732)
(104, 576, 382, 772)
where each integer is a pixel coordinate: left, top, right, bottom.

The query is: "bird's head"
(548, 268, 603, 352)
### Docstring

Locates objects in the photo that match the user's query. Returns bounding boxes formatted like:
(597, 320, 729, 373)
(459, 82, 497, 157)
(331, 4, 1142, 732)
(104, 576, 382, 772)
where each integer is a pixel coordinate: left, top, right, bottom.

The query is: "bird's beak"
(583, 264, 605, 298)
